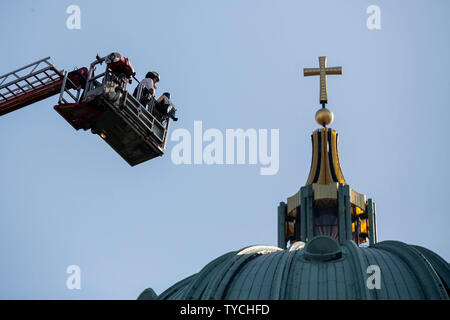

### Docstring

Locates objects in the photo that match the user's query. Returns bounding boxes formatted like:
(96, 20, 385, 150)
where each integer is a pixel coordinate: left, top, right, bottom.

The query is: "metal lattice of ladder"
(0, 57, 64, 116)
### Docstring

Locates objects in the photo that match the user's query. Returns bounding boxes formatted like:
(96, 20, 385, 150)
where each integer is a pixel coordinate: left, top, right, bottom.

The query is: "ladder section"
(0, 57, 64, 116)
(57, 71, 82, 105)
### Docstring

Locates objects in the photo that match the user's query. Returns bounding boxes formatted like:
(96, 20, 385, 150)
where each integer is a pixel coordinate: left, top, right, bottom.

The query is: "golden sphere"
(315, 108, 334, 126)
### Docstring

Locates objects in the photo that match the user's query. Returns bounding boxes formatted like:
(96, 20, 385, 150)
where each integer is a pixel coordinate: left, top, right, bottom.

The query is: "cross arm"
(303, 68, 321, 76)
(325, 67, 342, 75)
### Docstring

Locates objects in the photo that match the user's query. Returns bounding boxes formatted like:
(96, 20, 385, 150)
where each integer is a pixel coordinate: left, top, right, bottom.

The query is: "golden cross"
(304, 56, 342, 105)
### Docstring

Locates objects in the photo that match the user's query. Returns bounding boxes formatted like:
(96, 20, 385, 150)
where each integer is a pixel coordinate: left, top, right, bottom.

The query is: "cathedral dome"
(138, 238, 449, 300)
(139, 56, 449, 301)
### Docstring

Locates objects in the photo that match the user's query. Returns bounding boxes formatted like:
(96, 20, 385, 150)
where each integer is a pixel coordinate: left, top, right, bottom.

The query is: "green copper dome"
(139, 237, 449, 300)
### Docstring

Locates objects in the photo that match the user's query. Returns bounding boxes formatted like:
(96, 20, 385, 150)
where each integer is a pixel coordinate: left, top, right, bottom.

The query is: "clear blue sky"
(0, 0, 449, 299)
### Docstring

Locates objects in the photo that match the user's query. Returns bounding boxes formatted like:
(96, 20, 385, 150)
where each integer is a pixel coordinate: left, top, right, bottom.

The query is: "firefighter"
(134, 71, 160, 108)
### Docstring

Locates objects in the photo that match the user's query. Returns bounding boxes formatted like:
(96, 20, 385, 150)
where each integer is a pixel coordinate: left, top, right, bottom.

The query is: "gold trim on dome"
(350, 189, 366, 210)
(286, 183, 366, 214)
(305, 127, 346, 185)
(313, 183, 338, 200)
(287, 189, 301, 214)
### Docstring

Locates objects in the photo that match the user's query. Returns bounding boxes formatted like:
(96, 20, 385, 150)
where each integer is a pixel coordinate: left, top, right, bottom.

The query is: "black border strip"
(313, 130, 321, 183)
(327, 129, 339, 182)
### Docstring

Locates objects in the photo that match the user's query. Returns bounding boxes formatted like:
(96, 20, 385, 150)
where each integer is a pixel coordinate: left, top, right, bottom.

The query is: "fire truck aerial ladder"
(0, 52, 178, 166)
